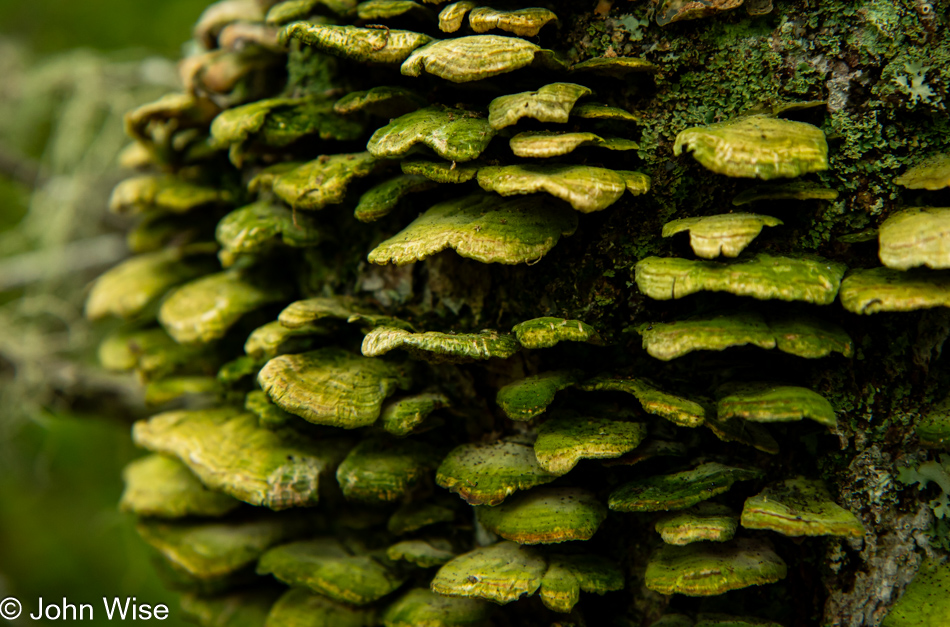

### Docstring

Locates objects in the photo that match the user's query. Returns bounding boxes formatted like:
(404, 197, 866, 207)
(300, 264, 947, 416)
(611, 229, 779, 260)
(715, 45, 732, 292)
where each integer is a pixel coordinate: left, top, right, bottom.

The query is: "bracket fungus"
(216, 202, 323, 256)
(357, 0, 433, 20)
(158, 269, 293, 344)
(656, 0, 745, 26)
(717, 383, 837, 428)
(133, 408, 352, 509)
(732, 180, 839, 206)
(109, 175, 233, 215)
(258, 347, 413, 428)
(401, 35, 560, 82)
(368, 107, 495, 162)
(740, 477, 865, 537)
(431, 541, 547, 604)
(644, 538, 787, 596)
(438, 1, 479, 33)
(579, 375, 706, 428)
(509, 131, 639, 158)
(661, 213, 783, 259)
(569, 56, 657, 76)
(120, 454, 241, 519)
(333, 86, 427, 118)
(512, 316, 600, 349)
(496, 370, 583, 421)
(367, 193, 578, 265)
(537, 553, 624, 613)
(402, 158, 481, 183)
(266, 588, 377, 627)
(475, 487, 608, 544)
(839, 267, 950, 314)
(609, 462, 763, 512)
(571, 102, 641, 122)
(674, 116, 829, 180)
(363, 326, 519, 361)
(638, 312, 853, 361)
(257, 538, 408, 605)
(335, 438, 443, 502)
(477, 164, 650, 213)
(467, 7, 558, 37)
(655, 503, 739, 546)
(488, 83, 592, 130)
(894, 153, 950, 190)
(85, 248, 216, 321)
(388, 501, 456, 535)
(382, 588, 492, 627)
(267, 152, 377, 211)
(355, 174, 438, 222)
(534, 414, 647, 474)
(436, 441, 558, 505)
(635, 254, 846, 304)
(281, 22, 433, 64)
(381, 392, 451, 436)
(879, 207, 950, 271)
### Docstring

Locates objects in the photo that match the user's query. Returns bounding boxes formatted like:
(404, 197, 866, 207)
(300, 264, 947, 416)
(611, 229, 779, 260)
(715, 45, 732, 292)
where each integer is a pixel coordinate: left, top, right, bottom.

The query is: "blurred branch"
(0, 144, 45, 187)
(0, 233, 127, 290)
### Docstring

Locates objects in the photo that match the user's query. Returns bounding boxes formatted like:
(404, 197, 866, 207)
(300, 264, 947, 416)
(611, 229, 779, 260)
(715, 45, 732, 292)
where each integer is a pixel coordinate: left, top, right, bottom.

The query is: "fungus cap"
(534, 414, 647, 474)
(335, 438, 443, 502)
(839, 267, 950, 315)
(476, 487, 607, 545)
(382, 588, 492, 627)
(644, 538, 787, 596)
(655, 503, 739, 545)
(717, 382, 837, 428)
(496, 370, 583, 421)
(431, 541, 546, 604)
(436, 441, 558, 505)
(740, 477, 865, 537)
(368, 107, 495, 162)
(488, 83, 592, 130)
(608, 462, 763, 512)
(661, 213, 782, 259)
(281, 22, 433, 64)
(894, 153, 950, 190)
(879, 207, 950, 271)
(120, 454, 240, 519)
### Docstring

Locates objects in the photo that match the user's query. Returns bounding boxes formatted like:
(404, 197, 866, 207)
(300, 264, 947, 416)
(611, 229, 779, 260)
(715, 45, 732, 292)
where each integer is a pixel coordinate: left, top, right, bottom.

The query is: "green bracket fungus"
(879, 208, 950, 271)
(267, 152, 377, 211)
(366, 193, 578, 265)
(98, 327, 219, 381)
(388, 501, 456, 535)
(133, 407, 353, 509)
(538, 553, 624, 613)
(568, 56, 657, 77)
(488, 83, 592, 130)
(266, 588, 377, 627)
(402, 159, 482, 183)
(279, 295, 412, 331)
(194, 0, 267, 49)
(210, 96, 364, 154)
(357, 0, 432, 20)
(159, 269, 292, 344)
(216, 202, 323, 256)
(740, 477, 866, 537)
(894, 153, 950, 190)
(280, 22, 433, 64)
(467, 7, 557, 37)
(85, 248, 216, 321)
(401, 35, 557, 83)
(477, 164, 649, 213)
(387, 539, 456, 568)
(509, 131, 639, 158)
(512, 317, 600, 349)
(336, 438, 443, 502)
(334, 86, 428, 118)
(534, 414, 647, 474)
(732, 181, 840, 206)
(436, 441, 558, 505)
(244, 320, 327, 360)
(258, 347, 413, 428)
(124, 92, 221, 158)
(638, 312, 853, 361)
(571, 102, 641, 122)
(267, 0, 358, 24)
(430, 541, 546, 604)
(438, 1, 478, 33)
(609, 462, 763, 512)
(644, 538, 787, 596)
(673, 116, 829, 180)
(661, 214, 783, 260)
(382, 588, 492, 627)
(579, 374, 706, 428)
(109, 175, 233, 215)
(475, 487, 607, 544)
(246, 389, 299, 430)
(120, 454, 241, 519)
(381, 392, 451, 436)
(496, 370, 583, 421)
(655, 503, 739, 545)
(635, 254, 847, 304)
(368, 107, 495, 162)
(717, 383, 837, 429)
(144, 375, 221, 406)
(881, 558, 950, 626)
(656, 0, 744, 26)
(136, 513, 309, 587)
(257, 538, 408, 605)
(355, 174, 439, 222)
(839, 268, 950, 314)
(363, 326, 519, 361)
(605, 439, 689, 467)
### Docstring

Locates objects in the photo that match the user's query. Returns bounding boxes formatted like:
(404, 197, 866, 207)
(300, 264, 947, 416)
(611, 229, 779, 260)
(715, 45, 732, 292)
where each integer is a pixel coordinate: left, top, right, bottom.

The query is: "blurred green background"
(0, 1, 210, 624)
